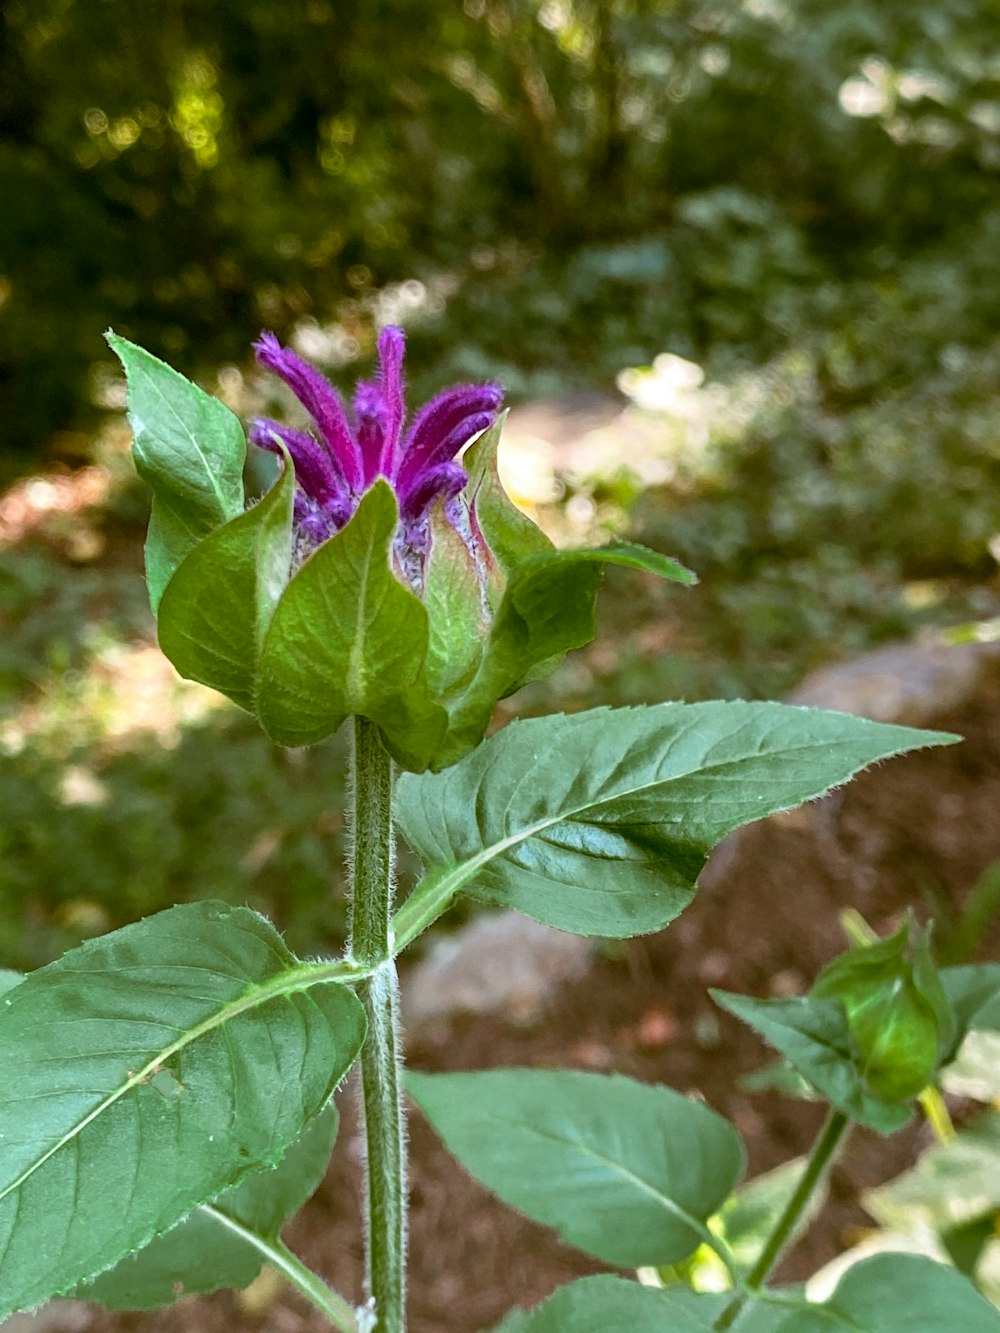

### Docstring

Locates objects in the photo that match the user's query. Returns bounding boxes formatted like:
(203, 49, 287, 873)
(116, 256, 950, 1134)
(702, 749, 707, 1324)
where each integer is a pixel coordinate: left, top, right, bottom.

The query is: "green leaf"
(941, 1030, 1000, 1101)
(474, 547, 603, 688)
(106, 334, 247, 610)
(0, 969, 23, 997)
(462, 414, 555, 590)
(739, 1061, 818, 1101)
(652, 1289, 791, 1332)
(811, 921, 953, 1101)
(578, 540, 697, 585)
(0, 901, 365, 1317)
(488, 1277, 702, 1333)
(489, 1278, 785, 1333)
(775, 1253, 1000, 1331)
(711, 992, 912, 1133)
(77, 1102, 339, 1308)
(863, 1111, 1000, 1235)
(423, 501, 490, 700)
(396, 702, 956, 939)
(156, 454, 295, 711)
(408, 1068, 744, 1267)
(257, 480, 447, 769)
(442, 545, 697, 764)
(651, 1160, 821, 1297)
(941, 1215, 997, 1280)
(941, 963, 1000, 1058)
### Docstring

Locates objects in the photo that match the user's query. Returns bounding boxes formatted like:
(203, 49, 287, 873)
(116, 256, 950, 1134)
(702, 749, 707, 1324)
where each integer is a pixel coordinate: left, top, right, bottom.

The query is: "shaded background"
(3, 0, 1000, 961)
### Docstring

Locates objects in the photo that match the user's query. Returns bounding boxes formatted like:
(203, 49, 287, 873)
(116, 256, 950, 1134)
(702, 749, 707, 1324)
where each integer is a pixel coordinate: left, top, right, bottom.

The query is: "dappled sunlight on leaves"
(0, 642, 226, 759)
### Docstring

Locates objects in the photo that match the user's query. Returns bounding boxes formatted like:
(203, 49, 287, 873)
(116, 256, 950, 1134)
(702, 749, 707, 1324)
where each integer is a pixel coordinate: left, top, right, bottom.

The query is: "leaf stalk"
(203, 1208, 358, 1331)
(714, 1108, 850, 1331)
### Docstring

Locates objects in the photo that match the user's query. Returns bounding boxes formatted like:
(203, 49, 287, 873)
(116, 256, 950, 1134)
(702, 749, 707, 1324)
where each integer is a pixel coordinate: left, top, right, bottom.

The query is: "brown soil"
(79, 678, 1000, 1333)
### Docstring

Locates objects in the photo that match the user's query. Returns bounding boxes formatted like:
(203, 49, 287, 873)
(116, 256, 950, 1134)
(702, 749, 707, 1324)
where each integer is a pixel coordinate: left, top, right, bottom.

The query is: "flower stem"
(350, 716, 407, 1332)
(919, 1085, 955, 1144)
(714, 1108, 850, 1331)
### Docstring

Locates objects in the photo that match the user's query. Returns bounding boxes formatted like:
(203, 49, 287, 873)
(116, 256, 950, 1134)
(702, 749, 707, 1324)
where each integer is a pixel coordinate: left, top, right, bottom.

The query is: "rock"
(701, 637, 1000, 894)
(787, 638, 1000, 727)
(402, 912, 593, 1030)
(0, 1305, 91, 1332)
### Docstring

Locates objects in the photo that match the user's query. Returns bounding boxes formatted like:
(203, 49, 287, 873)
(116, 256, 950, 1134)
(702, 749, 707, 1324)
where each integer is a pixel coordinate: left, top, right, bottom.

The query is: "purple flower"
(250, 327, 502, 573)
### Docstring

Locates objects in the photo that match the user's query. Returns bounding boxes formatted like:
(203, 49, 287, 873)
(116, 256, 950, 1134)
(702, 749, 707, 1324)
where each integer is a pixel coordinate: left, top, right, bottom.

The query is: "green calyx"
(811, 917, 956, 1103)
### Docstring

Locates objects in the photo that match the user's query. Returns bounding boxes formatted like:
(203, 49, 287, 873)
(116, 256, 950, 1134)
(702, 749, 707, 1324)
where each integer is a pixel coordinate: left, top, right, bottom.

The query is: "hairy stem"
(714, 1109, 850, 1331)
(349, 716, 407, 1332)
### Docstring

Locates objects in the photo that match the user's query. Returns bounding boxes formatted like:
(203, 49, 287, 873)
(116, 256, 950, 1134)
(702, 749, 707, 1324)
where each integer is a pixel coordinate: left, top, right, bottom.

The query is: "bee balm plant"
(0, 328, 995, 1333)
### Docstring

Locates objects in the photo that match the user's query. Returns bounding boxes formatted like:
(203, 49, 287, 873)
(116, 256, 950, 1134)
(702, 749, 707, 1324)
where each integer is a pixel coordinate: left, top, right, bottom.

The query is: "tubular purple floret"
(376, 326, 407, 475)
(250, 418, 351, 509)
(401, 410, 497, 503)
(397, 383, 503, 491)
(353, 381, 387, 486)
(254, 332, 362, 490)
(398, 461, 469, 522)
(253, 326, 503, 580)
(293, 492, 343, 545)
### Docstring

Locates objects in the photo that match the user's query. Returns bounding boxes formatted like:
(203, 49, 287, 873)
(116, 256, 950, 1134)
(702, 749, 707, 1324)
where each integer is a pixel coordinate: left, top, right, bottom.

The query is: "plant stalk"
(919, 1085, 955, 1144)
(714, 1108, 850, 1331)
(203, 1206, 358, 1331)
(350, 716, 407, 1332)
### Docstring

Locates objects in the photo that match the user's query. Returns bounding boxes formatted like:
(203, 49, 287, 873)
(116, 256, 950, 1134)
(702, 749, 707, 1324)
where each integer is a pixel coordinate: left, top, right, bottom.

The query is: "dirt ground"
(78, 675, 1000, 1333)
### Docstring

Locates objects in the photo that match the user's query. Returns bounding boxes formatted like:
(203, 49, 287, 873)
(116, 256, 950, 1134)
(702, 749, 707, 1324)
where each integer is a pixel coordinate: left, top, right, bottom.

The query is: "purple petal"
(353, 380, 386, 488)
(250, 418, 351, 512)
(293, 488, 355, 542)
(398, 408, 497, 500)
(398, 460, 468, 522)
(254, 333, 362, 490)
(296, 501, 341, 547)
(397, 384, 502, 492)
(376, 326, 406, 475)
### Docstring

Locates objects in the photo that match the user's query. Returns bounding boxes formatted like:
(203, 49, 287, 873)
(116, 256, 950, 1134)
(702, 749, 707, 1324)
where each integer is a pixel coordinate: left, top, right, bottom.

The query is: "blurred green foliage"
(0, 550, 148, 704)
(0, 708, 351, 971)
(3, 0, 999, 445)
(2, 0, 1000, 963)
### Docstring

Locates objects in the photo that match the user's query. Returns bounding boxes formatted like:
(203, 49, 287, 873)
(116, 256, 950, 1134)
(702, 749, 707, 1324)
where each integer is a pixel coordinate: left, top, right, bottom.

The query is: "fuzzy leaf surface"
(106, 334, 246, 609)
(397, 703, 955, 938)
(78, 1102, 339, 1309)
(157, 457, 294, 711)
(408, 1069, 744, 1267)
(0, 902, 365, 1317)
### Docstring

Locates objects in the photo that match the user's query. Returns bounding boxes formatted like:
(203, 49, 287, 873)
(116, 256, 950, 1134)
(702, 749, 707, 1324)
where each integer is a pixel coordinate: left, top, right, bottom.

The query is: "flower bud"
(110, 328, 694, 772)
(812, 918, 955, 1103)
